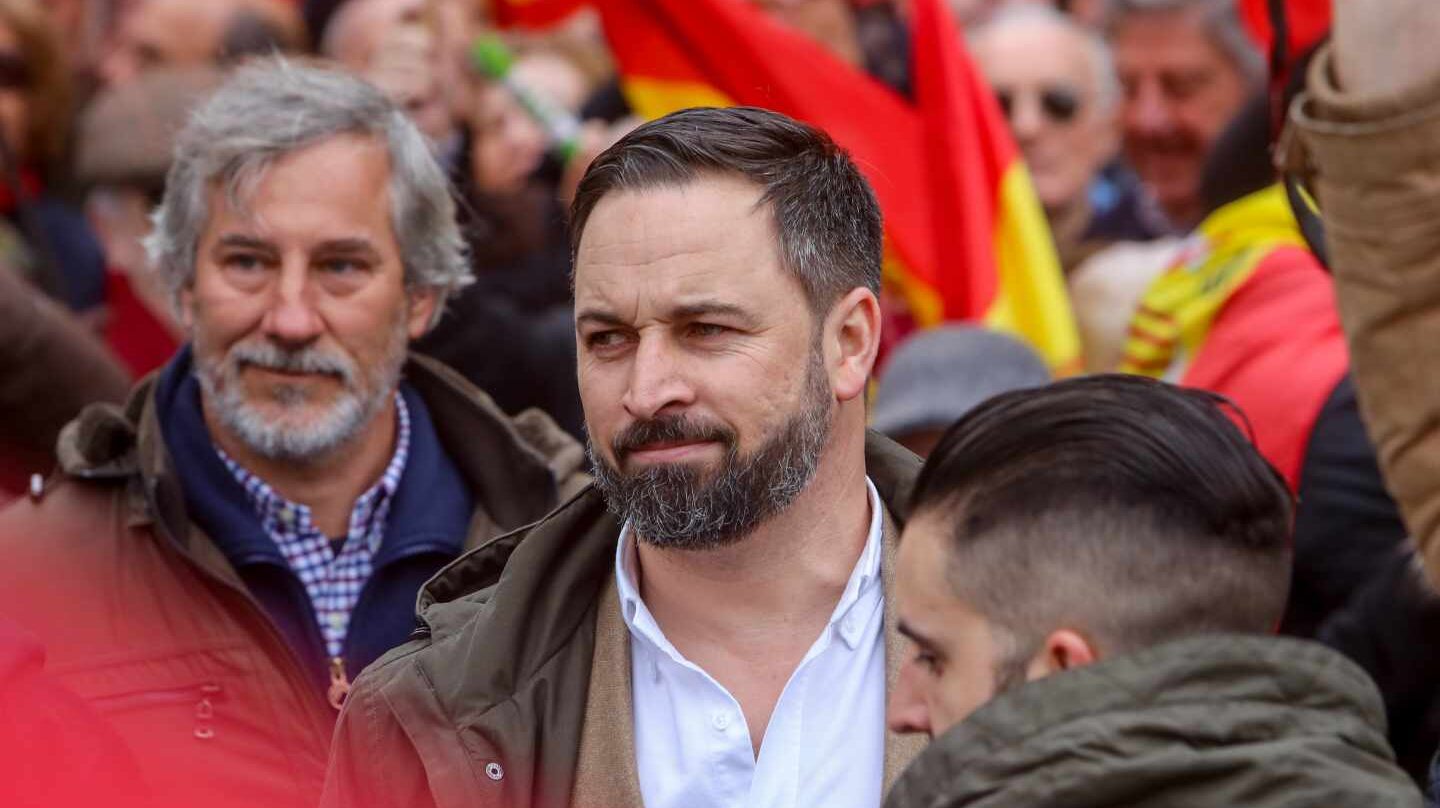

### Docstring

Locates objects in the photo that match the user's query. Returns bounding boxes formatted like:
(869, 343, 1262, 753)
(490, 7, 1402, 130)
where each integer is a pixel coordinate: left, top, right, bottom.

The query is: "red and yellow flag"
(596, 0, 1079, 373)
(1119, 185, 1349, 488)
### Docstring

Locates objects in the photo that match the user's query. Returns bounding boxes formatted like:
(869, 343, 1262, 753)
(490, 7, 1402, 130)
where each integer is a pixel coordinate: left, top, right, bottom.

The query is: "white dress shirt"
(615, 478, 887, 808)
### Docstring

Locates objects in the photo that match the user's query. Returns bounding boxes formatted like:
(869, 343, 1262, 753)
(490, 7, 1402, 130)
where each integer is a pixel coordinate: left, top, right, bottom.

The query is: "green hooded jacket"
(884, 634, 1422, 808)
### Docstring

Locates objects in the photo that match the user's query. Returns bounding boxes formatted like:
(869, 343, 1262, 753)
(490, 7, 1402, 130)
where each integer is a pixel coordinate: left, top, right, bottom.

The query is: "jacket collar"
(55, 347, 564, 569)
(409, 430, 923, 725)
(151, 346, 475, 569)
(883, 634, 1399, 808)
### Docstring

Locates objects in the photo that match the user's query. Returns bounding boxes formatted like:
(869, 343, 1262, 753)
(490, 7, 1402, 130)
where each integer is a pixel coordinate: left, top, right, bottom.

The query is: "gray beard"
(587, 351, 834, 551)
(194, 321, 407, 463)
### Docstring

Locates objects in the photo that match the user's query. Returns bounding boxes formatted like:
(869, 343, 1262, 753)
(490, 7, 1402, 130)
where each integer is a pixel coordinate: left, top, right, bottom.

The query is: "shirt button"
(712, 711, 731, 731)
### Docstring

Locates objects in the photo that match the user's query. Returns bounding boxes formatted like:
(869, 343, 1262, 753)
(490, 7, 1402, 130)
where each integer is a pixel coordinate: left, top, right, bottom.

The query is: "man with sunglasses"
(971, 5, 1169, 272)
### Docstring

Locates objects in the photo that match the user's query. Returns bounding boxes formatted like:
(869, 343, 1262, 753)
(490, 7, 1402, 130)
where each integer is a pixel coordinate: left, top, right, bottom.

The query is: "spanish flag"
(596, 0, 1080, 373)
(1119, 185, 1349, 489)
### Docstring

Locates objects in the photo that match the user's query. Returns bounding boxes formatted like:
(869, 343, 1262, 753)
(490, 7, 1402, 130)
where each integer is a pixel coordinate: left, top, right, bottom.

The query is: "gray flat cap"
(872, 325, 1051, 438)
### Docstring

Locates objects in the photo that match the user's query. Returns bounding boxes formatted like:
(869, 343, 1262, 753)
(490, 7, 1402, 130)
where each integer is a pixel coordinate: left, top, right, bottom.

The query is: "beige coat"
(1286, 47, 1440, 588)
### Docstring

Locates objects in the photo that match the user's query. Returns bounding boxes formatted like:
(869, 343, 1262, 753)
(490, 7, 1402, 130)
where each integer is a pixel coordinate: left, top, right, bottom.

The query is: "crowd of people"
(0, 0, 1437, 806)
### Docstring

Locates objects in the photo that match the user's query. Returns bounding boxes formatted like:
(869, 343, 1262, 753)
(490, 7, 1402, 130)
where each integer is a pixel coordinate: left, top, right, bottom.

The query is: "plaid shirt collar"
(215, 393, 411, 658)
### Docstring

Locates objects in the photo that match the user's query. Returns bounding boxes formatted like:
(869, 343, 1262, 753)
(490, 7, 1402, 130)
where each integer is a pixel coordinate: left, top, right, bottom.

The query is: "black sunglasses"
(994, 86, 1082, 125)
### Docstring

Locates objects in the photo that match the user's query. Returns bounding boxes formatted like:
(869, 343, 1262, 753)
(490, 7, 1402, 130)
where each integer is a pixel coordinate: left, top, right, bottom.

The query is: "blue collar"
(155, 346, 474, 572)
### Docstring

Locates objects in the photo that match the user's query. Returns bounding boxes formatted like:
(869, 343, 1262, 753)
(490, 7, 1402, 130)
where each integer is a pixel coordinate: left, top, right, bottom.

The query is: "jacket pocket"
(89, 681, 225, 740)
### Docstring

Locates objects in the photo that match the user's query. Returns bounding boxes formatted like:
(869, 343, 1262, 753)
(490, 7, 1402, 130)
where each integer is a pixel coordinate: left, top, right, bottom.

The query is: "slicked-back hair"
(569, 106, 882, 315)
(910, 374, 1294, 659)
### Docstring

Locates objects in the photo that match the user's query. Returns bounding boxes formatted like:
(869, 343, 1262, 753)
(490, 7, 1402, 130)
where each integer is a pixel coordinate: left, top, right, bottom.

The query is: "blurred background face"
(100, 0, 228, 87)
(0, 20, 29, 164)
(972, 14, 1117, 217)
(469, 80, 547, 195)
(1112, 7, 1250, 227)
(467, 51, 587, 196)
(324, 0, 451, 142)
(752, 0, 863, 65)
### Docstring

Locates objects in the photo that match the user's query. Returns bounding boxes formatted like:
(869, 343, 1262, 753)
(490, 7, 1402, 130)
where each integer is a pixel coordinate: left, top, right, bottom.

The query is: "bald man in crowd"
(971, 4, 1167, 271)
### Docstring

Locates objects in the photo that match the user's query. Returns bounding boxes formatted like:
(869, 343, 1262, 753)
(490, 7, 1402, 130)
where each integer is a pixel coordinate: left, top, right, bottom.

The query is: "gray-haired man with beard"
(323, 106, 929, 808)
(0, 60, 586, 808)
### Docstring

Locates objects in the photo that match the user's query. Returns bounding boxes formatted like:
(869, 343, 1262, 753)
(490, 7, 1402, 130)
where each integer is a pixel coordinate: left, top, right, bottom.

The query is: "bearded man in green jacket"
(884, 374, 1421, 807)
(324, 106, 932, 808)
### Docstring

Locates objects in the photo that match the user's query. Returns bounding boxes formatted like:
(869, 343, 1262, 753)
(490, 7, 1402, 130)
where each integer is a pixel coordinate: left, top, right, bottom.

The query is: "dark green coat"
(322, 431, 922, 808)
(884, 634, 1422, 808)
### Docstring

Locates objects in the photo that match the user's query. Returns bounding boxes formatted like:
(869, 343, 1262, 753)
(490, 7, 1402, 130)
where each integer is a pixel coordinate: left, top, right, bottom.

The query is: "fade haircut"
(569, 106, 882, 315)
(910, 374, 1293, 661)
(145, 58, 471, 311)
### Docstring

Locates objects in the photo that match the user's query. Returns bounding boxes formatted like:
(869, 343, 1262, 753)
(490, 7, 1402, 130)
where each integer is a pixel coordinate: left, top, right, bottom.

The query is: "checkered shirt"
(217, 394, 411, 659)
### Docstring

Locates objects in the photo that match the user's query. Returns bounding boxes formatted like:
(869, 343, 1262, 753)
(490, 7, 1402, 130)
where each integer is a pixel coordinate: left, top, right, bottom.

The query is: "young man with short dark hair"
(885, 374, 1420, 807)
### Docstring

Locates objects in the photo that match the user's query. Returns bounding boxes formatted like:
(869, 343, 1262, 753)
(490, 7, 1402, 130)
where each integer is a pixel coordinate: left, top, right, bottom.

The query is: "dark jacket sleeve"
(0, 268, 129, 470)
(0, 620, 151, 808)
(323, 672, 441, 808)
(1284, 375, 1410, 636)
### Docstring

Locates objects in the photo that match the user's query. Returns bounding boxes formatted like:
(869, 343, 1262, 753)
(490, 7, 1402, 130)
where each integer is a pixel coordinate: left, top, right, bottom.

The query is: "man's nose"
(1125, 80, 1174, 137)
(887, 662, 933, 737)
(1009, 92, 1045, 144)
(261, 264, 325, 346)
(621, 335, 695, 420)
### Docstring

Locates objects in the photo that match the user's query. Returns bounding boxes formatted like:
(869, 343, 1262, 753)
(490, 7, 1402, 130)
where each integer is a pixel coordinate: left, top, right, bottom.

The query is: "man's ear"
(823, 287, 881, 403)
(1027, 629, 1098, 680)
(406, 287, 441, 340)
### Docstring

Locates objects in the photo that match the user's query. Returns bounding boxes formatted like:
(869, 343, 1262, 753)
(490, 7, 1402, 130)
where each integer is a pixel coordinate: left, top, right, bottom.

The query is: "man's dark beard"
(588, 354, 833, 551)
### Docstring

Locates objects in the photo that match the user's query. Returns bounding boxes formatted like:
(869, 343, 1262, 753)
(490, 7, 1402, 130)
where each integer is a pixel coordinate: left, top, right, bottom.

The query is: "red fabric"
(0, 621, 150, 808)
(1239, 0, 1330, 64)
(912, 0, 1013, 318)
(600, 0, 1009, 321)
(1182, 245, 1349, 490)
(492, 0, 587, 28)
(103, 270, 179, 378)
(0, 168, 42, 214)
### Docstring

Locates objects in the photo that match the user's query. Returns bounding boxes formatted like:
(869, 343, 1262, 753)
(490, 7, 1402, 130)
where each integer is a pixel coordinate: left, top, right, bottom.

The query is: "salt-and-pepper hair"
(144, 58, 471, 311)
(1107, 0, 1266, 85)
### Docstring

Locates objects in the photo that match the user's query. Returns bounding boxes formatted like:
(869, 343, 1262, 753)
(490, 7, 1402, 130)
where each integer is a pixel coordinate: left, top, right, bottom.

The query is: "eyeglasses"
(994, 86, 1083, 125)
(0, 52, 30, 90)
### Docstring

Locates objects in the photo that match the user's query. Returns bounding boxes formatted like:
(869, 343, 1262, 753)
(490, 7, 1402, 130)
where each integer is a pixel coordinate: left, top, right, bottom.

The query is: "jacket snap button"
(485, 762, 504, 781)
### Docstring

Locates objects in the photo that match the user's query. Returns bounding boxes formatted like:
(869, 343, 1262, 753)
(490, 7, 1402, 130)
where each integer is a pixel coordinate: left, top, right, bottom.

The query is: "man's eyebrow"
(214, 234, 276, 252)
(670, 301, 758, 326)
(896, 619, 937, 649)
(575, 308, 629, 328)
(574, 301, 760, 328)
(315, 238, 381, 255)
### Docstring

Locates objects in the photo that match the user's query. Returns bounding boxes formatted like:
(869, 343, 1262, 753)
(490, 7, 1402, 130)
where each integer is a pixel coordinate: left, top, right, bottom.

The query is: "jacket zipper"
(328, 656, 350, 710)
(144, 479, 337, 734)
